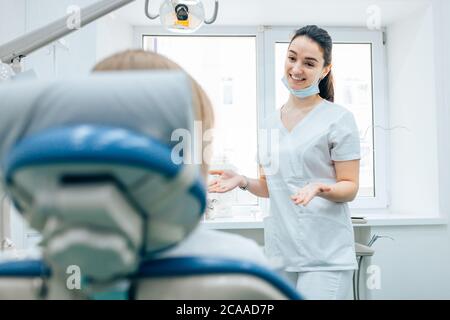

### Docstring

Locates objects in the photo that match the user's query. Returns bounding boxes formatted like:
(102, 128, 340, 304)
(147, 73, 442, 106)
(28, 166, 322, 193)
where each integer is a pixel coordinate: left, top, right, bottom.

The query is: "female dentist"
(208, 25, 361, 300)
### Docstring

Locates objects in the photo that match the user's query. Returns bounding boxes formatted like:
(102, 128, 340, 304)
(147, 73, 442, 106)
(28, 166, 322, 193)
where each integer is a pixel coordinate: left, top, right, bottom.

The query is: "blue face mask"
(282, 76, 320, 98)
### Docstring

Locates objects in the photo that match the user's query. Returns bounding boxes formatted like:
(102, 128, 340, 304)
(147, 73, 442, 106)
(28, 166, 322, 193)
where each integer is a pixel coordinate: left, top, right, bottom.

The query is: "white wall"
(368, 225, 450, 299)
(433, 0, 450, 231)
(23, 0, 98, 79)
(117, 0, 430, 28)
(386, 5, 439, 216)
(365, 0, 450, 299)
(0, 0, 26, 45)
(21, 0, 133, 79)
(96, 14, 134, 63)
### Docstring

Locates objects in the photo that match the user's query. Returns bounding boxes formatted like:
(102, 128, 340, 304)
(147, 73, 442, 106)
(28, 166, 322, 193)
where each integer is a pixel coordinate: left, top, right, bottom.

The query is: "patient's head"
(92, 50, 214, 179)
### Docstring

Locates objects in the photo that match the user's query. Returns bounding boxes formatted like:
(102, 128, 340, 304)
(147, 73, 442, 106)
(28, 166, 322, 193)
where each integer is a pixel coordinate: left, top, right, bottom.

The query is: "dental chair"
(0, 72, 301, 300)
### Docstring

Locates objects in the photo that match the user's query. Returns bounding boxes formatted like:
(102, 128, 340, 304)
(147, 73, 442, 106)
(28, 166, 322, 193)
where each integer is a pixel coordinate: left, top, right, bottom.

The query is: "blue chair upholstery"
(0, 124, 301, 300)
(0, 257, 302, 300)
(0, 260, 50, 278)
(2, 125, 206, 280)
(4, 124, 206, 220)
(0, 73, 301, 300)
(136, 257, 302, 300)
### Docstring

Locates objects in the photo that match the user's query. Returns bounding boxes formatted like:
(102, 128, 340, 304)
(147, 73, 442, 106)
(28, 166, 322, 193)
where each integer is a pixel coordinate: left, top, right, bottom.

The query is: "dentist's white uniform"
(260, 99, 360, 299)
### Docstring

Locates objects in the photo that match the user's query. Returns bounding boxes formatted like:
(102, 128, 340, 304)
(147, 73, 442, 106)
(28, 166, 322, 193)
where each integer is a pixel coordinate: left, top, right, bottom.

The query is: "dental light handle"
(145, 0, 160, 19)
(204, 0, 219, 24)
(0, 0, 136, 64)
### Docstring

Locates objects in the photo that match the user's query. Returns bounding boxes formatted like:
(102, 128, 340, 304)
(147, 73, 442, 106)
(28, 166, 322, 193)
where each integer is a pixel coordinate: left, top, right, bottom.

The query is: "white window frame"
(134, 25, 389, 215)
(135, 26, 269, 216)
(264, 27, 388, 210)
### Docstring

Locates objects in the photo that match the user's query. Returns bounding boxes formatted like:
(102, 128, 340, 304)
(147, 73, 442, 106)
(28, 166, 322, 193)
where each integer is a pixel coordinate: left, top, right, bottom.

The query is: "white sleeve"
(328, 112, 361, 161)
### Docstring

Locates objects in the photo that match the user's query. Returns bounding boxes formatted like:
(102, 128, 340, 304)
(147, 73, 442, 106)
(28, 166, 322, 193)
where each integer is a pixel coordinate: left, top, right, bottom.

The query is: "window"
(275, 43, 374, 197)
(139, 26, 388, 219)
(264, 28, 387, 209)
(142, 34, 259, 215)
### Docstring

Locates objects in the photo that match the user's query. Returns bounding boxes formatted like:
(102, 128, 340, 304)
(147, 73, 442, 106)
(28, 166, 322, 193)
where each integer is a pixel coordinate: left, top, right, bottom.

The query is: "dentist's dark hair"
(290, 25, 334, 102)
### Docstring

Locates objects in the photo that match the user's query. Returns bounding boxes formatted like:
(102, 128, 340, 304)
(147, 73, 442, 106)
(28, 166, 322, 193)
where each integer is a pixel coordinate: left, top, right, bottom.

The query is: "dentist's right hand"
(208, 170, 245, 193)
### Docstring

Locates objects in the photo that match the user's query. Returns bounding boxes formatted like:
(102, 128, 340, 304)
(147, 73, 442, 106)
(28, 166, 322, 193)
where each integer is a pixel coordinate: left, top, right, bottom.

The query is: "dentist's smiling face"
(285, 35, 329, 90)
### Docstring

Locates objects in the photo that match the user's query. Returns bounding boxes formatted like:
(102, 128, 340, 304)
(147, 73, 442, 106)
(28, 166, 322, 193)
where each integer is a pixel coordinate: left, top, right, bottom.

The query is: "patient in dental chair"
(92, 50, 270, 267)
(0, 50, 304, 300)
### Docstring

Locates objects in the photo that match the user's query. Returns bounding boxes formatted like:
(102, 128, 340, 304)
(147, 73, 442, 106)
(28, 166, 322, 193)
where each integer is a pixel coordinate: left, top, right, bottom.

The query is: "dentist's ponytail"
(291, 25, 335, 102)
(319, 70, 334, 103)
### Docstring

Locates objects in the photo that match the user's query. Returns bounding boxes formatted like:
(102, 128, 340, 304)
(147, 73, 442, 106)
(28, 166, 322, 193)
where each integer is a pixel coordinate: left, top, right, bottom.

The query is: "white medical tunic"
(259, 100, 360, 272)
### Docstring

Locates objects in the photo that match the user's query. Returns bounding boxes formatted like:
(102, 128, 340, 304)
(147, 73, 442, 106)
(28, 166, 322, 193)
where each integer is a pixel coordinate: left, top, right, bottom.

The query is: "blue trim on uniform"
(137, 257, 303, 300)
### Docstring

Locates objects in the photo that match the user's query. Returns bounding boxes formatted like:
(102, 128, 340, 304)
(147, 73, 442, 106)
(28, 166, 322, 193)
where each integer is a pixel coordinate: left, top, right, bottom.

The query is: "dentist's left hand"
(291, 182, 331, 206)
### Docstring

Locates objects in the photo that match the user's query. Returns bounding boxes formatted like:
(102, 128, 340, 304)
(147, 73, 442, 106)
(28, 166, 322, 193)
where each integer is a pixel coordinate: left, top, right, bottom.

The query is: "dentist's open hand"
(208, 170, 243, 193)
(291, 182, 331, 206)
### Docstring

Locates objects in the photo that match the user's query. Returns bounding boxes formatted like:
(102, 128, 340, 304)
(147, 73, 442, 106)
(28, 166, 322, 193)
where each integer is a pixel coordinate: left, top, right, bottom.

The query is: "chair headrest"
(0, 72, 207, 280)
(0, 71, 196, 169)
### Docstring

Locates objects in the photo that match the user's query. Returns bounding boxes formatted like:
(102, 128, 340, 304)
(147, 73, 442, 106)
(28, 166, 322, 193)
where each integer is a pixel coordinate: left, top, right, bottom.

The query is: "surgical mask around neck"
(282, 76, 320, 99)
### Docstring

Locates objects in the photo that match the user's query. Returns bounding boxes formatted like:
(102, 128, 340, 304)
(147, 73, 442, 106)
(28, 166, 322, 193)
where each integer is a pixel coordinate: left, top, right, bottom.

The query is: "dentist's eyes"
(287, 56, 315, 67)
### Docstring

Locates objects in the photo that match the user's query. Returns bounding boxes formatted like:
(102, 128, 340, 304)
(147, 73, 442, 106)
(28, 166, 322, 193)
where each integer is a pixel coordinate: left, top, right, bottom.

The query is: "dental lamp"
(0, 0, 219, 79)
(145, 0, 219, 33)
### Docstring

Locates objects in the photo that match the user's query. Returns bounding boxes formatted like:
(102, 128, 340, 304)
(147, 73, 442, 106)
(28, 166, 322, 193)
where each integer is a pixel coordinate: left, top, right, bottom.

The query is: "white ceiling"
(114, 0, 431, 27)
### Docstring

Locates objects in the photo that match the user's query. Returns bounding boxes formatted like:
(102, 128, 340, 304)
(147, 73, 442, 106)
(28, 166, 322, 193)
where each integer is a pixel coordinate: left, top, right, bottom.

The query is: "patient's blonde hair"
(93, 50, 214, 178)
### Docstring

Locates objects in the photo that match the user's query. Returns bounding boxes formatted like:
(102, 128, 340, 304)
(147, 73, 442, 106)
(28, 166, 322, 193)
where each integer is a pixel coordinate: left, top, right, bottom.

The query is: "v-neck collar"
(279, 100, 326, 134)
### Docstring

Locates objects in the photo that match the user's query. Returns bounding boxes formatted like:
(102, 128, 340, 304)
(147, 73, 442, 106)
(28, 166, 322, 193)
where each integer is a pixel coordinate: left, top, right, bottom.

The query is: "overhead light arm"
(0, 0, 136, 64)
(0, 0, 220, 67)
